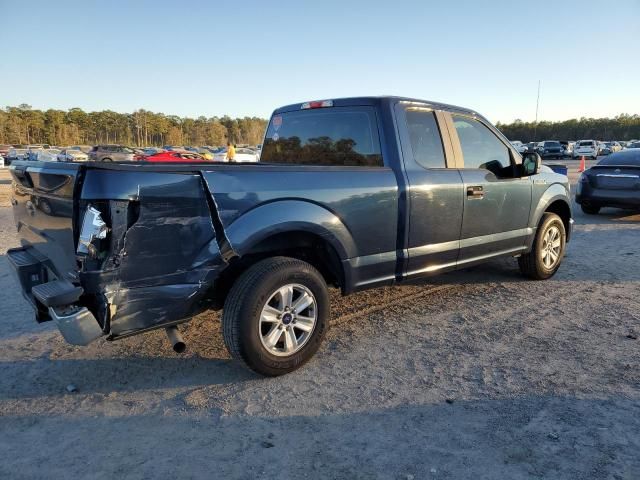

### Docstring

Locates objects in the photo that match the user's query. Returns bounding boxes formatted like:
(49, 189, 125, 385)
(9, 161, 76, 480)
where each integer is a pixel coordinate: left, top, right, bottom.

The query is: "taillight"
(301, 100, 333, 109)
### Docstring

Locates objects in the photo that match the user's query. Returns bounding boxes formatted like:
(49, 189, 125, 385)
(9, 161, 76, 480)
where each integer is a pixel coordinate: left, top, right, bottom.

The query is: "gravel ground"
(0, 163, 639, 479)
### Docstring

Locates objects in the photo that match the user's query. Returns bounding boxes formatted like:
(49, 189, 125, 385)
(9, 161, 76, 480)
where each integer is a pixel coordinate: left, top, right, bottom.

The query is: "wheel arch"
(211, 200, 355, 308)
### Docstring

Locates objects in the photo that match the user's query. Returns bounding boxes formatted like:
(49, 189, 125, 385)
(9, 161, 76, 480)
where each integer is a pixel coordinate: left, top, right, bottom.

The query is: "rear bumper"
(7, 243, 226, 344)
(540, 151, 564, 158)
(576, 189, 640, 208)
(6, 246, 103, 345)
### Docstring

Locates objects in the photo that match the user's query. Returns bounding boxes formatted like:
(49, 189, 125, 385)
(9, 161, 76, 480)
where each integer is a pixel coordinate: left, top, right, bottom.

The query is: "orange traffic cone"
(578, 155, 586, 173)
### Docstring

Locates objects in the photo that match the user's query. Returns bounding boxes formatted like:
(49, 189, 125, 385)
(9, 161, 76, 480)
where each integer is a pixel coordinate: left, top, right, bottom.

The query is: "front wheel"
(222, 257, 329, 376)
(518, 213, 566, 280)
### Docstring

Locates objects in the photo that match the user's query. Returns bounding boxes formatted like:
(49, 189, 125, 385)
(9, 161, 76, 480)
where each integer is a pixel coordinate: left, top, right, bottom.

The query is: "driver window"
(452, 115, 512, 176)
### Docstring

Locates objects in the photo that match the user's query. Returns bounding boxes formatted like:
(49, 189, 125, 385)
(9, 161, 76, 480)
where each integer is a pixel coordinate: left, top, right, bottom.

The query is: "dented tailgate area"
(76, 169, 232, 339)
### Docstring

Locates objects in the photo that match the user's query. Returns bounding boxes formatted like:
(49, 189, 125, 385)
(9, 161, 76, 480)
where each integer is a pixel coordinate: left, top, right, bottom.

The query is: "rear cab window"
(405, 109, 446, 169)
(261, 106, 383, 167)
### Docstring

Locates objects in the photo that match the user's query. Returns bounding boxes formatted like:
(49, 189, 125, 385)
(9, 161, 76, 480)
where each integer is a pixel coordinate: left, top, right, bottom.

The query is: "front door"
(446, 113, 533, 265)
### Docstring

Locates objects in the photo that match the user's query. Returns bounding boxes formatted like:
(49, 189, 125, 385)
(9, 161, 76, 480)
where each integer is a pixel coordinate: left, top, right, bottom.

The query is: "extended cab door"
(395, 103, 464, 277)
(443, 112, 533, 265)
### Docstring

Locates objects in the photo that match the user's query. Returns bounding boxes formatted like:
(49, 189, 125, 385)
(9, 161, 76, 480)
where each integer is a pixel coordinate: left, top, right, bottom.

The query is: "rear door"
(10, 161, 82, 280)
(395, 103, 464, 277)
(444, 112, 532, 265)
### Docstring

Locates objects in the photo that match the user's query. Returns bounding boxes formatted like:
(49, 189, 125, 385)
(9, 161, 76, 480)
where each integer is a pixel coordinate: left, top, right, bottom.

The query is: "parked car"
(598, 142, 612, 156)
(7, 96, 573, 376)
(509, 140, 528, 154)
(144, 151, 205, 162)
(559, 141, 574, 157)
(537, 140, 564, 159)
(7, 147, 28, 163)
(0, 155, 5, 167)
(195, 148, 214, 160)
(575, 149, 640, 214)
(57, 148, 89, 162)
(138, 147, 165, 156)
(26, 146, 45, 161)
(608, 141, 622, 153)
(627, 141, 640, 149)
(0, 144, 12, 158)
(36, 149, 61, 162)
(88, 145, 136, 162)
(68, 145, 93, 154)
(573, 140, 599, 159)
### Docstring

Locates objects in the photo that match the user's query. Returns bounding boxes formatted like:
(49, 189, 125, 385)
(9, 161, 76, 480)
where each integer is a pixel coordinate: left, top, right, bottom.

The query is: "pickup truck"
(7, 96, 573, 376)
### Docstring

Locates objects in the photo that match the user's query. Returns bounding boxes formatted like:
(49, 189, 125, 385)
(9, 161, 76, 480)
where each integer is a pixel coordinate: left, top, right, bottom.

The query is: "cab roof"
(272, 96, 481, 117)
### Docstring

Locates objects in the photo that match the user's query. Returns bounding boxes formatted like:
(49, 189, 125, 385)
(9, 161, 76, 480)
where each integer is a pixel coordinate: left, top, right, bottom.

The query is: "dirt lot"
(0, 164, 639, 479)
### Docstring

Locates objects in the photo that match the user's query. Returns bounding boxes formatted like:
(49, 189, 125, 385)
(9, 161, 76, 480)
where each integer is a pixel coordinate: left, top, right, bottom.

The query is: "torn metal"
(77, 173, 234, 338)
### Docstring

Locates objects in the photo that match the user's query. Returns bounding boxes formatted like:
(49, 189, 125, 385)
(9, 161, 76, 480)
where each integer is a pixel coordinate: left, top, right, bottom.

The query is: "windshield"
(544, 141, 560, 147)
(578, 141, 594, 147)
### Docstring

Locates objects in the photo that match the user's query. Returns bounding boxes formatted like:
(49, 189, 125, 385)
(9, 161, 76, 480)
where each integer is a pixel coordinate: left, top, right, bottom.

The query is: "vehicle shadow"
(0, 354, 255, 401)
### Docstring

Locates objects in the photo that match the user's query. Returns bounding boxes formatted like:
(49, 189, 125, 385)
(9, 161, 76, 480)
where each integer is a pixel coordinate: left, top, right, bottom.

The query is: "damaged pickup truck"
(7, 97, 573, 376)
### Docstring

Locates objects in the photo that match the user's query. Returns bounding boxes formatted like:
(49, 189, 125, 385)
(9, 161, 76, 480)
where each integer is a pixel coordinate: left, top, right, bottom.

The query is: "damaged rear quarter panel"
(80, 170, 226, 337)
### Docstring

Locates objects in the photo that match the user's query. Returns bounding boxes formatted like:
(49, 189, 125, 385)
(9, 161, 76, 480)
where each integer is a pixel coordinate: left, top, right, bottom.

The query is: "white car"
(573, 140, 598, 159)
(36, 149, 61, 162)
(57, 148, 89, 162)
(509, 140, 528, 154)
(214, 147, 260, 162)
(0, 155, 4, 167)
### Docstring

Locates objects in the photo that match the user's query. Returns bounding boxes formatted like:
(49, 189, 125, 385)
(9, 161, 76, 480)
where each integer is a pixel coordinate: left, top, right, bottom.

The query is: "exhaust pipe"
(165, 326, 186, 353)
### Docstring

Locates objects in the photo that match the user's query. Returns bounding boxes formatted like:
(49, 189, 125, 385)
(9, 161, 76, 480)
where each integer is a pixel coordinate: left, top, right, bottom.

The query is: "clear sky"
(1, 0, 638, 123)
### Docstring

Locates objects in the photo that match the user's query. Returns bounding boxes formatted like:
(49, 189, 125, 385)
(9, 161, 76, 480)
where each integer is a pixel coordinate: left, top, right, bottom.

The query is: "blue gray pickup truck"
(7, 97, 573, 375)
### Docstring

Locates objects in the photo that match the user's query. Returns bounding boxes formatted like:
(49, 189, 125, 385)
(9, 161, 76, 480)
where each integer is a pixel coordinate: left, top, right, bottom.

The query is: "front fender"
(223, 200, 357, 260)
(527, 181, 572, 246)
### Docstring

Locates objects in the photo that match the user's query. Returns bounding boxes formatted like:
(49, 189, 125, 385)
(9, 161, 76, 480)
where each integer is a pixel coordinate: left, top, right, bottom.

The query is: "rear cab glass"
(578, 141, 594, 147)
(261, 106, 383, 167)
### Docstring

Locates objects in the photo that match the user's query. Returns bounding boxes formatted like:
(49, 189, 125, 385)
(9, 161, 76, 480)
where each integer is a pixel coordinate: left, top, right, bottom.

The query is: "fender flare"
(223, 200, 357, 260)
(527, 183, 572, 247)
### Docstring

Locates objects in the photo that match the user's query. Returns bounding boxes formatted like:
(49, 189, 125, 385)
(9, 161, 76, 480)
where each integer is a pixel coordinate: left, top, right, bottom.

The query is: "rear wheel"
(581, 204, 601, 215)
(518, 213, 566, 280)
(222, 257, 329, 376)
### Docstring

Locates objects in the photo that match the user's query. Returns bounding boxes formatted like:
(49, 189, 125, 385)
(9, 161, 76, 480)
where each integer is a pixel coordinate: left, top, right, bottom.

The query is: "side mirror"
(522, 152, 541, 176)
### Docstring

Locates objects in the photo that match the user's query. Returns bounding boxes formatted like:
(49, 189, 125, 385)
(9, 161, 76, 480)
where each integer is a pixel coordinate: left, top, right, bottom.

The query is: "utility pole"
(533, 80, 541, 142)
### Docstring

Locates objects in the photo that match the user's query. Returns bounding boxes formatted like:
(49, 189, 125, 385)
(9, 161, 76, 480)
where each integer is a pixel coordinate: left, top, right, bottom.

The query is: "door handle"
(466, 185, 484, 199)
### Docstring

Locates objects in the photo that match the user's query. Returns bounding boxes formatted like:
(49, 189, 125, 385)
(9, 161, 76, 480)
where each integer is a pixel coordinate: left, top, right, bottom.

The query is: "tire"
(581, 204, 600, 215)
(102, 157, 112, 162)
(518, 213, 566, 280)
(222, 256, 329, 376)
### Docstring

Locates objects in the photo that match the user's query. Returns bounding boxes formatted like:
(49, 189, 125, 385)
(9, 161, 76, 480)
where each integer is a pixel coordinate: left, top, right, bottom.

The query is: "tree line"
(496, 114, 640, 142)
(2, 104, 638, 147)
(0, 104, 268, 147)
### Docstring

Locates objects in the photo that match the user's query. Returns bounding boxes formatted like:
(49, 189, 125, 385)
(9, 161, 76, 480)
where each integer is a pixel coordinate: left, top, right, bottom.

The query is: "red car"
(144, 151, 206, 162)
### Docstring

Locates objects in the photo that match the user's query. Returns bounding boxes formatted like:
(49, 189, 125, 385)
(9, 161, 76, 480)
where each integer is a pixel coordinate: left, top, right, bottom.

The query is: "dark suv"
(537, 141, 564, 159)
(88, 145, 136, 162)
